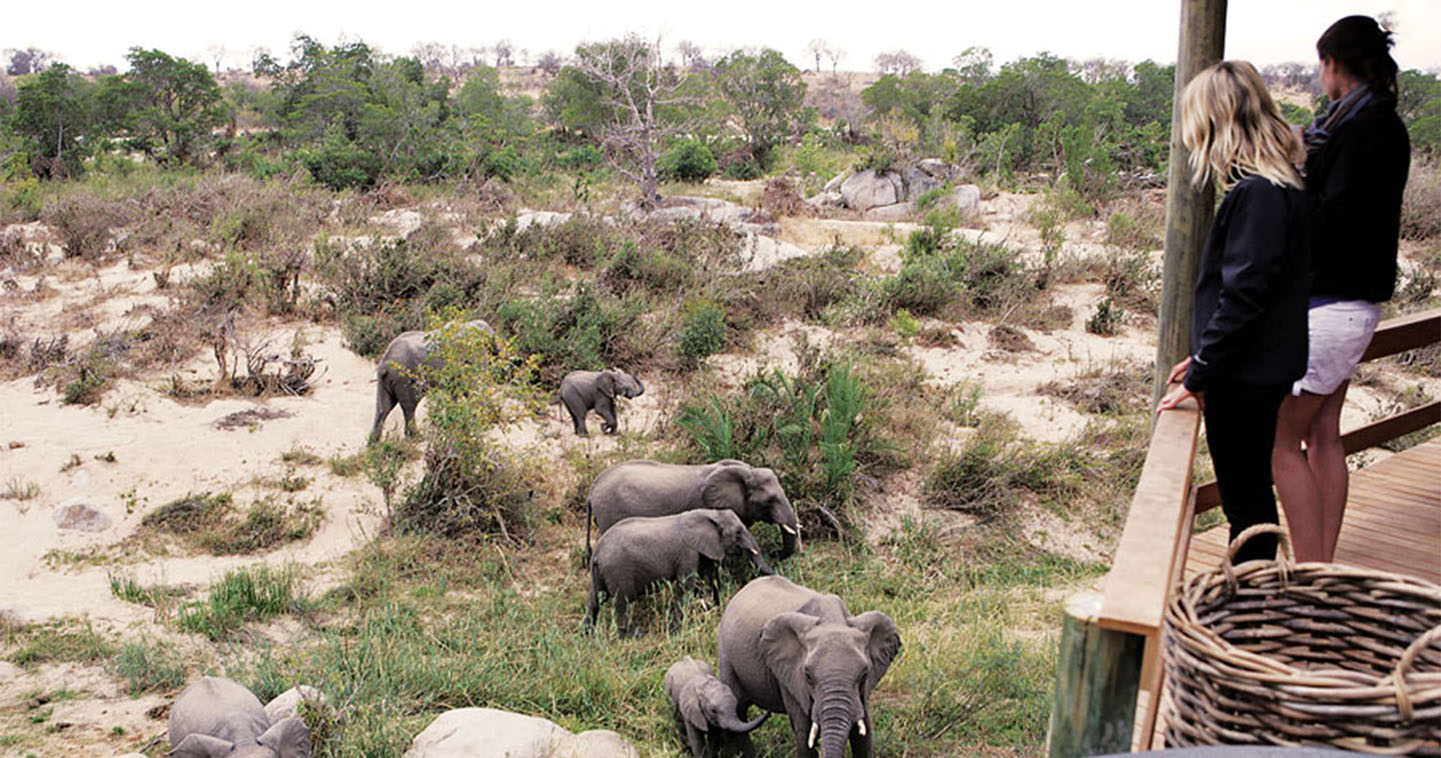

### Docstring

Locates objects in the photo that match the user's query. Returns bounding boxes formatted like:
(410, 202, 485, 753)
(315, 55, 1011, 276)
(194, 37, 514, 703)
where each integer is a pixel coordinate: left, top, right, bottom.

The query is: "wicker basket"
(1163, 524, 1441, 755)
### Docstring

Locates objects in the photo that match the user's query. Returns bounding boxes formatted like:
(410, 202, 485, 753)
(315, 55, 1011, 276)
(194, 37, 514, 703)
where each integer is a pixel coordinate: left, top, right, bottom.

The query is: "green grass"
(2, 619, 114, 668)
(1, 477, 40, 501)
(213, 526, 1100, 757)
(112, 639, 188, 695)
(175, 565, 307, 641)
(140, 491, 323, 555)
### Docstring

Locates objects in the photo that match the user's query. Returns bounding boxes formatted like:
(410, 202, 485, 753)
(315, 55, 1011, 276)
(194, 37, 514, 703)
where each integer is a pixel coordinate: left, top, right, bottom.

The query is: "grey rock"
(53, 499, 111, 532)
(0, 661, 22, 682)
(513, 210, 574, 232)
(736, 233, 810, 272)
(953, 184, 982, 215)
(404, 708, 638, 758)
(840, 170, 902, 211)
(866, 202, 917, 221)
(916, 158, 949, 177)
(823, 172, 847, 192)
(805, 190, 845, 209)
(264, 685, 328, 724)
(902, 166, 943, 201)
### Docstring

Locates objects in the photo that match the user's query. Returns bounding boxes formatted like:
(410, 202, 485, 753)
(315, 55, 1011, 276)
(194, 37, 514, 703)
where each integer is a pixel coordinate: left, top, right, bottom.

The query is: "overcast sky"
(4, 1, 1439, 75)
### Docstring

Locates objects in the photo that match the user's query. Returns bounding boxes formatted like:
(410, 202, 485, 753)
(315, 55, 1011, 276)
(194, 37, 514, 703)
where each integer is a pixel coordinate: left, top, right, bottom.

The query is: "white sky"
(4, 0, 1439, 74)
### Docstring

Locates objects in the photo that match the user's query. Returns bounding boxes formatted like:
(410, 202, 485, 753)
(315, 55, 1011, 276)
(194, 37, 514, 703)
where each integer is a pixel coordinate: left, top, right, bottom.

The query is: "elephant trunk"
(716, 709, 768, 733)
(812, 681, 859, 758)
(779, 520, 800, 559)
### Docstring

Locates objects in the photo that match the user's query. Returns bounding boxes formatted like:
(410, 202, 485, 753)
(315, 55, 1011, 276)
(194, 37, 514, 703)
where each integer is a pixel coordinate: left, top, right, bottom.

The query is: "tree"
(12, 63, 93, 178)
(807, 39, 831, 73)
(6, 47, 53, 76)
(951, 47, 992, 84)
(493, 39, 515, 68)
(713, 48, 808, 162)
(536, 51, 563, 77)
(675, 41, 709, 73)
(561, 35, 696, 208)
(875, 50, 921, 77)
(106, 48, 228, 165)
(824, 46, 845, 74)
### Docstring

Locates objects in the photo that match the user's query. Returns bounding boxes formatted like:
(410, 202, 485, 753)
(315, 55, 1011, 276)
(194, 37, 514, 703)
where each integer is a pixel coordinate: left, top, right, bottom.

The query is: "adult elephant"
(585, 459, 801, 560)
(717, 575, 901, 758)
(368, 319, 493, 443)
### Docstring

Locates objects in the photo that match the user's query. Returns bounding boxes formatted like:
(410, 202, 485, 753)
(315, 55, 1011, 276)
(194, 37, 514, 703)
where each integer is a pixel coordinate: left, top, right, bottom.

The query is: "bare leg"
(1273, 391, 1327, 561)
(1308, 381, 1351, 561)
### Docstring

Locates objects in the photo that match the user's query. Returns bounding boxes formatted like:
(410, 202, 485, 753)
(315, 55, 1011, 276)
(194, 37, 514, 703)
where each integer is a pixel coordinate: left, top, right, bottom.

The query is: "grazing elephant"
(586, 509, 773, 637)
(368, 319, 493, 443)
(585, 460, 801, 560)
(717, 576, 901, 758)
(559, 368, 644, 436)
(168, 676, 311, 758)
(665, 656, 770, 758)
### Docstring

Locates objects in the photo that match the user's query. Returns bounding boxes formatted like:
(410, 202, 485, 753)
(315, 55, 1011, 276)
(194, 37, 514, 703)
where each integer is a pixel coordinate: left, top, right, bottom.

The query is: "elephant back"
(169, 677, 271, 748)
(587, 461, 716, 533)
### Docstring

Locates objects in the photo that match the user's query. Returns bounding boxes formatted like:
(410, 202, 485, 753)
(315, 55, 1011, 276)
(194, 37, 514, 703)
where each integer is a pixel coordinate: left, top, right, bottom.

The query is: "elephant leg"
(399, 395, 419, 437)
(596, 395, 617, 434)
(788, 712, 816, 758)
(699, 561, 720, 607)
(736, 732, 758, 758)
(684, 723, 706, 758)
(849, 722, 873, 758)
(615, 595, 632, 638)
(584, 572, 601, 632)
(563, 396, 588, 435)
(370, 384, 395, 443)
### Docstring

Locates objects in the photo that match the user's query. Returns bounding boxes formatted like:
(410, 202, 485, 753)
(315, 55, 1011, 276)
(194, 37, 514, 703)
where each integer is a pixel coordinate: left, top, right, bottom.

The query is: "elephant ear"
(760, 611, 819, 710)
(257, 716, 311, 758)
(678, 681, 710, 733)
(851, 610, 902, 694)
(597, 370, 617, 399)
(700, 465, 747, 513)
(169, 733, 234, 758)
(681, 513, 725, 561)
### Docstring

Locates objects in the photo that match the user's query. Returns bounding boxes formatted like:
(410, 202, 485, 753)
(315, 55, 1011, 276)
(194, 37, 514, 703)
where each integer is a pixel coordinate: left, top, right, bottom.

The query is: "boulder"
(866, 202, 917, 221)
(840, 170, 902, 211)
(53, 499, 111, 532)
(264, 685, 328, 724)
(513, 210, 574, 232)
(916, 158, 949, 178)
(370, 209, 424, 238)
(404, 708, 637, 758)
(805, 190, 845, 209)
(902, 165, 943, 201)
(822, 172, 847, 192)
(952, 184, 982, 216)
(736, 233, 810, 272)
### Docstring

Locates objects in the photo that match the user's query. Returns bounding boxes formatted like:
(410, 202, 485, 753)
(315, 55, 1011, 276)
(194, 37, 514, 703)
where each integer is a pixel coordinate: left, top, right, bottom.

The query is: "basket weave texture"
(1163, 525, 1441, 755)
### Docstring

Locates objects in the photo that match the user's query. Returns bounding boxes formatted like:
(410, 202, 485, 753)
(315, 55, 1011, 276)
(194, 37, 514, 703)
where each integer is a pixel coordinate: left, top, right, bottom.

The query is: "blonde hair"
(1179, 61, 1304, 191)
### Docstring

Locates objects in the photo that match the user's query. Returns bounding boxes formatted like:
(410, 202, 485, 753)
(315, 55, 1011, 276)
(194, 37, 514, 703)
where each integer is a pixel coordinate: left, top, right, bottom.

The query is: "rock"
(916, 158, 949, 178)
(404, 708, 638, 758)
(370, 209, 424, 238)
(7, 441, 23, 449)
(805, 190, 845, 209)
(866, 202, 917, 221)
(736, 233, 810, 272)
(823, 172, 847, 192)
(902, 165, 943, 201)
(513, 210, 573, 232)
(264, 685, 328, 723)
(647, 206, 704, 223)
(952, 184, 982, 215)
(840, 170, 902, 211)
(53, 499, 111, 532)
(0, 661, 22, 682)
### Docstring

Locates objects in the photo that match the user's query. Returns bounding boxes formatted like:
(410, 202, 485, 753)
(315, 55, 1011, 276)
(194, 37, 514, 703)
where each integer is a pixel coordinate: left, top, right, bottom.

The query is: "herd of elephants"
(164, 319, 900, 757)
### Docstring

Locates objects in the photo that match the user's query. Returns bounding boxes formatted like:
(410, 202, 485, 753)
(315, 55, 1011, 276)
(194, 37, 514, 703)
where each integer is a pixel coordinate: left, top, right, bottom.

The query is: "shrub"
(176, 566, 305, 640)
(141, 491, 323, 555)
(924, 416, 1088, 520)
(1086, 297, 1123, 336)
(678, 300, 726, 362)
(42, 194, 132, 261)
(395, 322, 542, 542)
(496, 282, 652, 383)
(302, 132, 383, 191)
(598, 243, 693, 295)
(1400, 158, 1441, 240)
(113, 639, 188, 695)
(658, 139, 717, 182)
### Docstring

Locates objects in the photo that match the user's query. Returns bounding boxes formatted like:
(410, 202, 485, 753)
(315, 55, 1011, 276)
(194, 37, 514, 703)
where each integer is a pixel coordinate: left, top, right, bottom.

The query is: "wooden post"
(1047, 591, 1146, 758)
(1152, 0, 1228, 405)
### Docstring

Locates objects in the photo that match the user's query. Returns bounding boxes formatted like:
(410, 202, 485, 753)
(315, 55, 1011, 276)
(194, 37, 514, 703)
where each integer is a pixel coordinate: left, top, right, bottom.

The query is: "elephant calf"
(169, 676, 311, 758)
(665, 656, 769, 758)
(559, 368, 644, 436)
(586, 509, 773, 637)
(369, 319, 493, 443)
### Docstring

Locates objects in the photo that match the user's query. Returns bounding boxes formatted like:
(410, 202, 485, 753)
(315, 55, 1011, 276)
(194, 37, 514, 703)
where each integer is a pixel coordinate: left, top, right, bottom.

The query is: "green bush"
(658, 139, 717, 182)
(113, 639, 188, 695)
(496, 282, 651, 383)
(176, 565, 305, 640)
(924, 416, 1089, 520)
(301, 131, 383, 191)
(678, 300, 727, 361)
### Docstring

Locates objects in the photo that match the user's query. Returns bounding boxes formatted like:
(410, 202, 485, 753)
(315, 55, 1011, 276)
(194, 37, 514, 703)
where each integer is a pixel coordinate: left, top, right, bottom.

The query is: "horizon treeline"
(1, 35, 1438, 206)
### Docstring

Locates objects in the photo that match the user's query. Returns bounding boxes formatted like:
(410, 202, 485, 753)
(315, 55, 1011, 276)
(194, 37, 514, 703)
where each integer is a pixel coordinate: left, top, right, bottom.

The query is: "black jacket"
(1185, 175, 1311, 392)
(1305, 95, 1409, 303)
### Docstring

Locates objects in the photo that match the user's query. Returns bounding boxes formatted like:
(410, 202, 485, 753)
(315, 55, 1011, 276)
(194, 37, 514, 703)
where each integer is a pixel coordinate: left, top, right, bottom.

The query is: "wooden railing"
(1046, 307, 1441, 757)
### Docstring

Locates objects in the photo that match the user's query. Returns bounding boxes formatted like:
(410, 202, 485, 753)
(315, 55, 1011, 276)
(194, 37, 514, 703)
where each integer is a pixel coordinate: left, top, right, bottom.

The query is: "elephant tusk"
(808, 723, 819, 749)
(858, 718, 867, 737)
(781, 524, 797, 535)
(749, 547, 759, 555)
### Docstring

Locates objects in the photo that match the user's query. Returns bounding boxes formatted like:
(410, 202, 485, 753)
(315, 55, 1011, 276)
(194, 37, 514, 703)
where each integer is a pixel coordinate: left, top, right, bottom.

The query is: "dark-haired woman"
(1272, 15, 1409, 563)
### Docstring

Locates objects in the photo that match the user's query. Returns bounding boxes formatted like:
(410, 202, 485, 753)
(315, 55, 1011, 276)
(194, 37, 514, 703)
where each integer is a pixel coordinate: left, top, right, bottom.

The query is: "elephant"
(586, 509, 774, 637)
(665, 656, 770, 758)
(368, 319, 493, 443)
(168, 676, 311, 758)
(585, 460, 801, 561)
(559, 368, 644, 436)
(717, 575, 901, 758)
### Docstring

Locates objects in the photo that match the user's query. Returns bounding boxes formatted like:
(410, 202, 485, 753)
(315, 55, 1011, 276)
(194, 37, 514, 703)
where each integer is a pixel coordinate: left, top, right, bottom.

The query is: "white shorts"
(1293, 300, 1381, 396)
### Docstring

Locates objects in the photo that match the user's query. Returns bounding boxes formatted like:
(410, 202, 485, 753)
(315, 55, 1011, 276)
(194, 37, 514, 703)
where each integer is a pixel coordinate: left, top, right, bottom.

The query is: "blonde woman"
(1157, 61, 1311, 564)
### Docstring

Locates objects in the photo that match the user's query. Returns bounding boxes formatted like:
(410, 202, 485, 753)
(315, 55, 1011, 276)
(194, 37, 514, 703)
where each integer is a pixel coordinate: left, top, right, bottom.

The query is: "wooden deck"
(1183, 436, 1441, 584)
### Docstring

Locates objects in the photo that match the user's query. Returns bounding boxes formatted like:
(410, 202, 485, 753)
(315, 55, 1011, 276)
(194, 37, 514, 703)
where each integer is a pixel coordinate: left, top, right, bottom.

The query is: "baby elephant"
(169, 676, 310, 758)
(370, 319, 494, 443)
(665, 656, 769, 758)
(586, 509, 773, 637)
(559, 368, 644, 435)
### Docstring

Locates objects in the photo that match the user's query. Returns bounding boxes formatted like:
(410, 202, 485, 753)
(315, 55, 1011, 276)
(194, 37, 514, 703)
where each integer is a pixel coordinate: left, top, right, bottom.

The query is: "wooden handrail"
(1194, 308, 1440, 513)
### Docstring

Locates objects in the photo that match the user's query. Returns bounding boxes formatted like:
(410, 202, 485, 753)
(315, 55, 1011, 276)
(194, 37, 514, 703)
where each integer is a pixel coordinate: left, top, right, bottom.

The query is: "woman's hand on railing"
(1165, 356, 1191, 384)
(1158, 357, 1203, 414)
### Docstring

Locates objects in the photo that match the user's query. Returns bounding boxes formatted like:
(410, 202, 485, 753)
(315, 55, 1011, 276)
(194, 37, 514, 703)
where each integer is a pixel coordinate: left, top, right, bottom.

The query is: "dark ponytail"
(1316, 15, 1398, 95)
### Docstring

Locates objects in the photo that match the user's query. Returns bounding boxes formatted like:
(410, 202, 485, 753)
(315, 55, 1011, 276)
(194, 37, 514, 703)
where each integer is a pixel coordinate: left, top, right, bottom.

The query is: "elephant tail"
(585, 498, 594, 561)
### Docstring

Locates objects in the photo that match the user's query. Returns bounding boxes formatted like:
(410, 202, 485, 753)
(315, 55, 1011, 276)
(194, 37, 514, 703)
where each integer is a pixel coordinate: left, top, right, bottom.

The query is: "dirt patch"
(213, 406, 294, 430)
